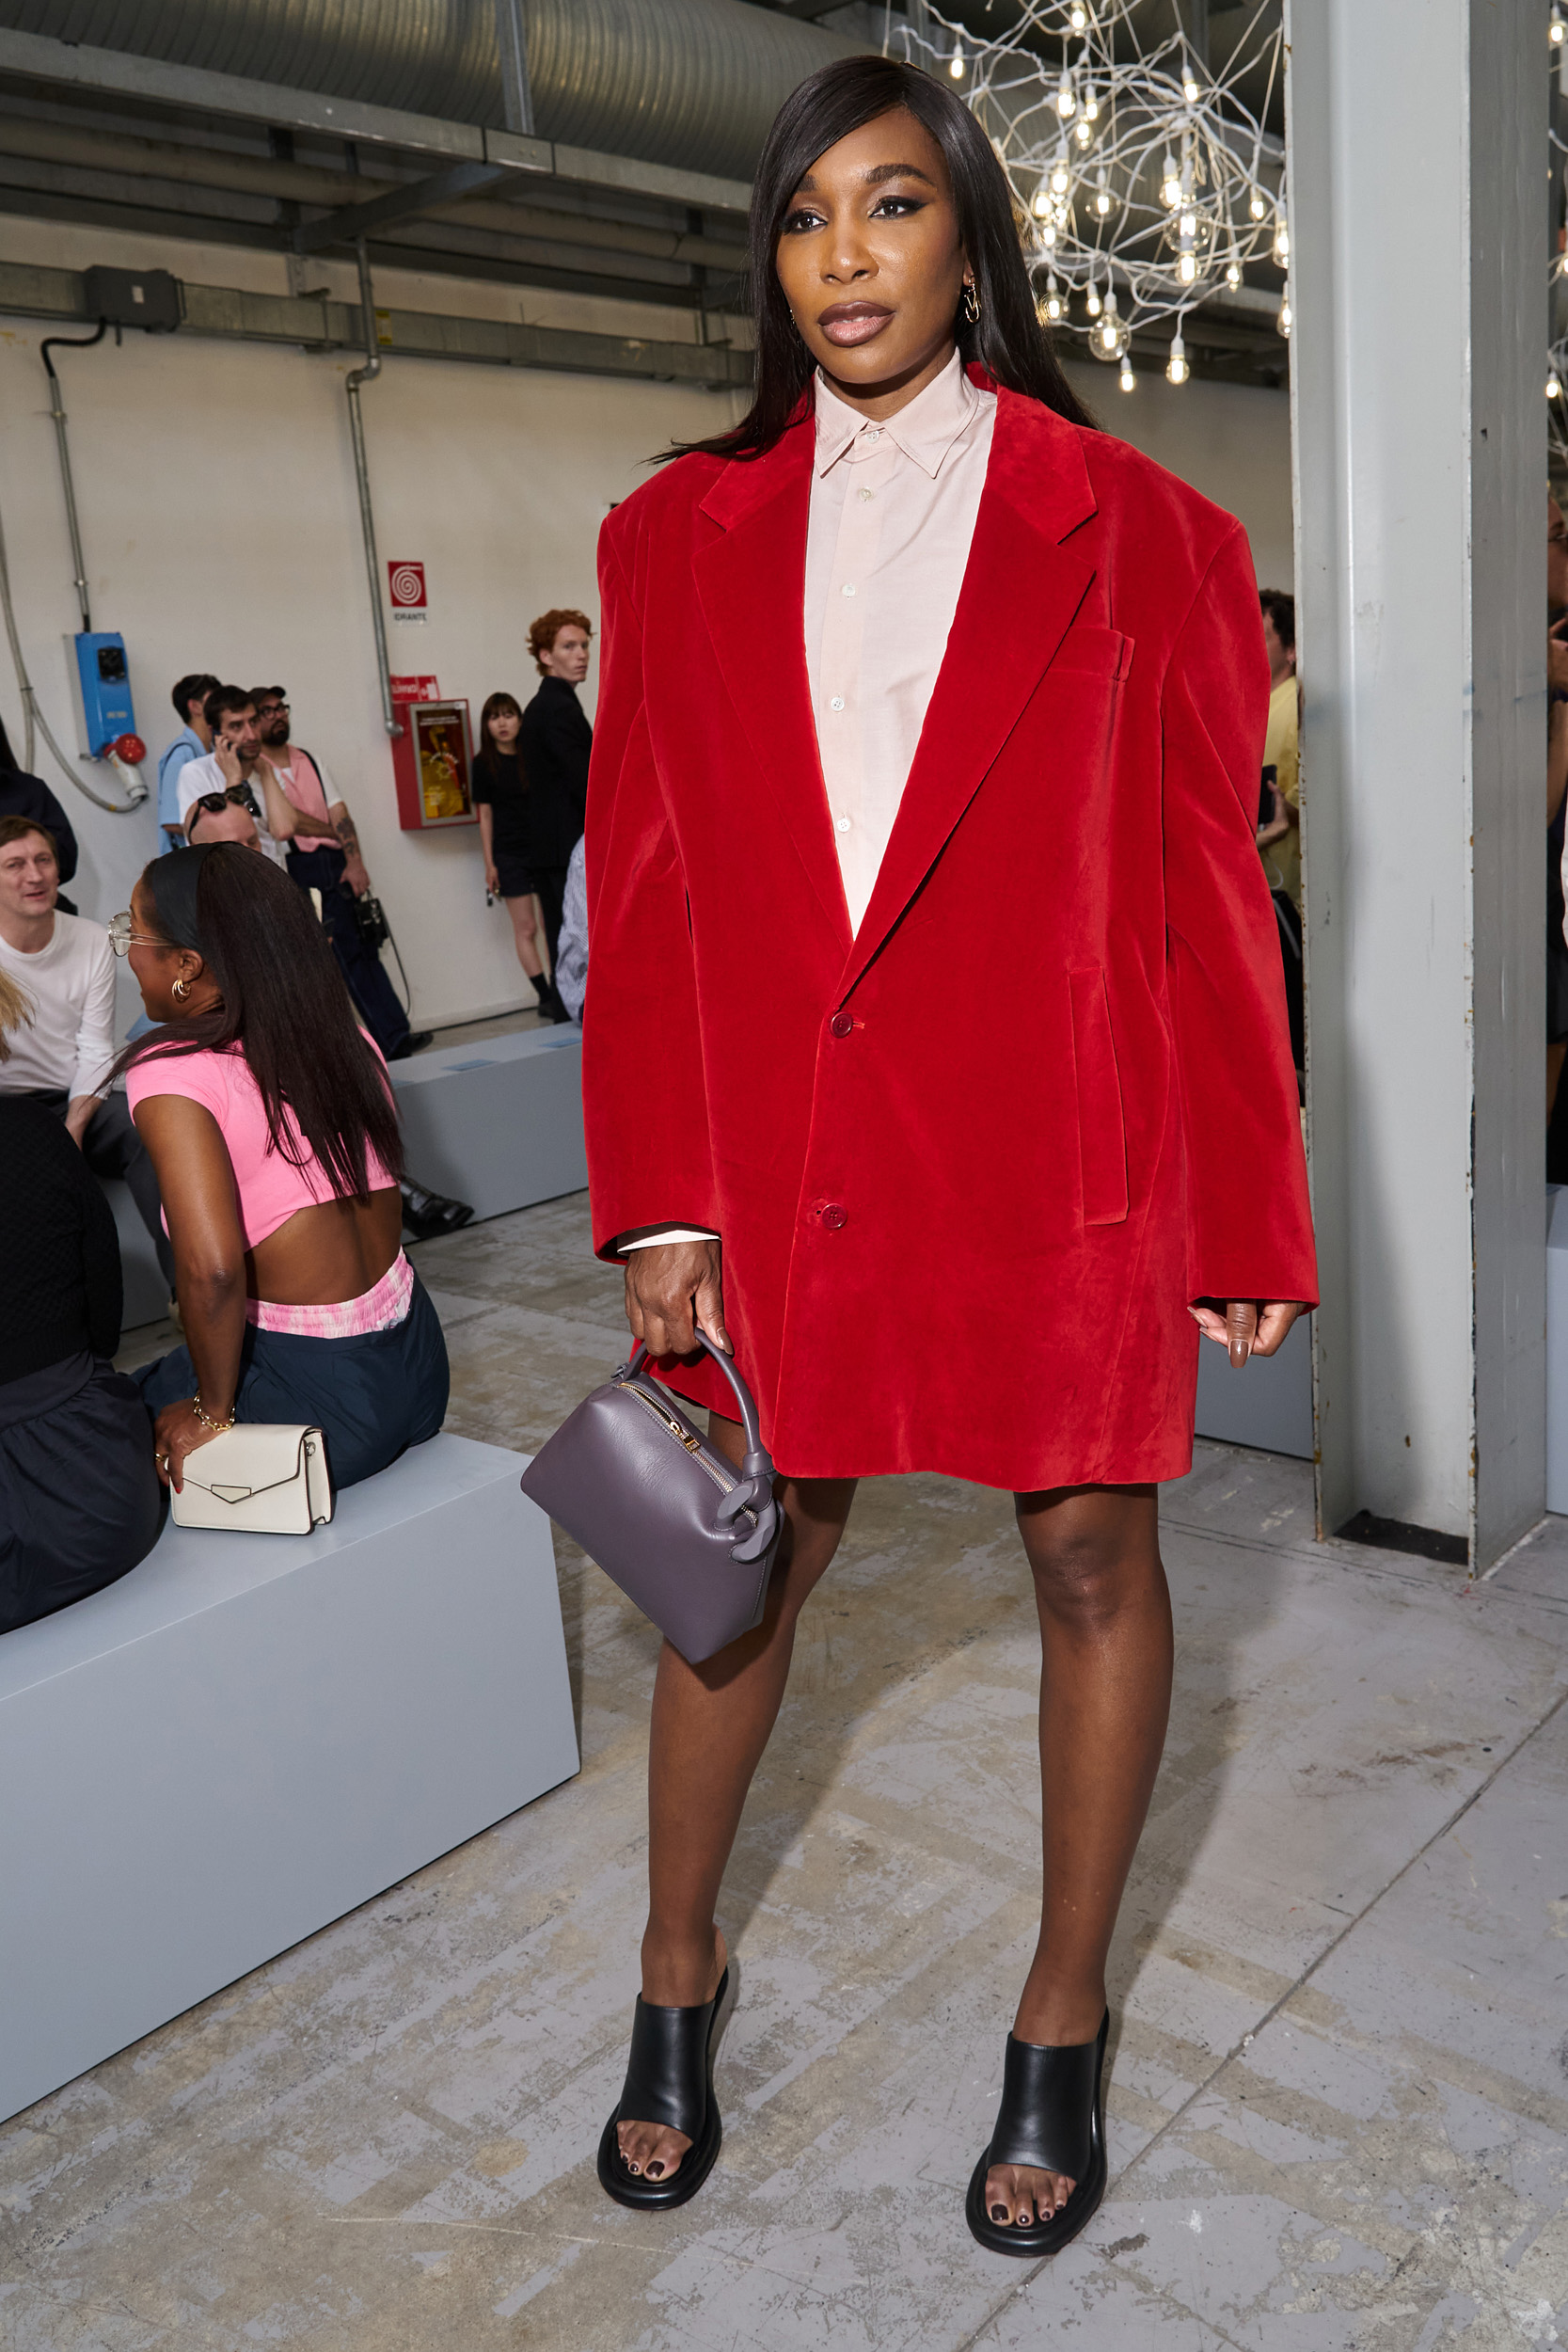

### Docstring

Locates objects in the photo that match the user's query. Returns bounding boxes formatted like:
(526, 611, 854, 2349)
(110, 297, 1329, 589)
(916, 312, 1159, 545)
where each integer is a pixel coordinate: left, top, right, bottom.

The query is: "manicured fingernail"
(647, 2162, 664, 2178)
(990, 2203, 1008, 2222)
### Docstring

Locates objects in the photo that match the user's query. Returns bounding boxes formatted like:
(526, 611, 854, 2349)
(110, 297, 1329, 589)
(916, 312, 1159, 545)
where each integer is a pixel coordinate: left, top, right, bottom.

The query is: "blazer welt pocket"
(1050, 625, 1132, 683)
(1069, 966, 1130, 1227)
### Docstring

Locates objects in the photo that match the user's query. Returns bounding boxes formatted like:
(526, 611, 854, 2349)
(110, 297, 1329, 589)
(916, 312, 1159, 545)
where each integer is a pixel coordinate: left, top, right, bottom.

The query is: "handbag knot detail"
(519, 1329, 783, 1664)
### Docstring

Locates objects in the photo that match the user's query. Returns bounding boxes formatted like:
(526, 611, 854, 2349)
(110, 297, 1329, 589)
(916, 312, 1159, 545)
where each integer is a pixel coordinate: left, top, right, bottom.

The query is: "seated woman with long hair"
(117, 844, 449, 1497)
(0, 966, 162, 1631)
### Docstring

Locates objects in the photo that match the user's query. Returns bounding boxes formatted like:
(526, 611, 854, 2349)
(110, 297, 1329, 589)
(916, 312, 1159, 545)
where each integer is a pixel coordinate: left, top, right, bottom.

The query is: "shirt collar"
(813, 349, 990, 481)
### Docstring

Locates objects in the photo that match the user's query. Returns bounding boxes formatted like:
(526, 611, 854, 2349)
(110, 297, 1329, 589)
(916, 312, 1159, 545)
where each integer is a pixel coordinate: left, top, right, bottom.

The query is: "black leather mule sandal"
(964, 2009, 1109, 2257)
(596, 1967, 730, 2212)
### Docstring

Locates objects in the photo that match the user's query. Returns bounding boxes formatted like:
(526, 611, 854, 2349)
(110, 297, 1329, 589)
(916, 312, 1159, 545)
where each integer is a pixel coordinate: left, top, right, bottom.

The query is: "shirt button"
(841, 582, 857, 596)
(866, 428, 881, 440)
(835, 815, 851, 834)
(830, 695, 845, 711)
(821, 1203, 848, 1229)
(831, 1011, 853, 1038)
(858, 487, 875, 502)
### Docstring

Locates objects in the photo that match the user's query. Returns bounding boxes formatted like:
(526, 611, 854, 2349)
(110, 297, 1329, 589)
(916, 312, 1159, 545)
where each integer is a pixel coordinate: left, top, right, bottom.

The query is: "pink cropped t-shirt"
(126, 1042, 397, 1249)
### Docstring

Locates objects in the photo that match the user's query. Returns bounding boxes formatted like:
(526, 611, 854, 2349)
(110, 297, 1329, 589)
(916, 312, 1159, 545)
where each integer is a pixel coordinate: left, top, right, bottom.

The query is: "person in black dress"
(0, 968, 163, 1634)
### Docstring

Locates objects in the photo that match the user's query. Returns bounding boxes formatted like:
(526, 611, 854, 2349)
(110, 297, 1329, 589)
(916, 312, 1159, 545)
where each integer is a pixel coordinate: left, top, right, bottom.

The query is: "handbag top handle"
(625, 1327, 772, 1481)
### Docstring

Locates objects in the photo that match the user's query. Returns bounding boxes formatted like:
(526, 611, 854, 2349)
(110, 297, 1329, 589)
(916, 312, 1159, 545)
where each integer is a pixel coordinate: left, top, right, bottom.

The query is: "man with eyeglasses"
(0, 816, 173, 1294)
(173, 686, 288, 866)
(248, 684, 431, 1060)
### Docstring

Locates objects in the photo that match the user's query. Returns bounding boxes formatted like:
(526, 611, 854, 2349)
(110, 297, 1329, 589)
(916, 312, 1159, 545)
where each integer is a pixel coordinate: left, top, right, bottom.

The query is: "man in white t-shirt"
(175, 685, 291, 867)
(0, 816, 173, 1286)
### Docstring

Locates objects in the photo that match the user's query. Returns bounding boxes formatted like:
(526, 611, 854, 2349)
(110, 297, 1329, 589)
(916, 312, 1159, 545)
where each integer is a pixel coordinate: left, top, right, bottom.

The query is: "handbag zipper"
(620, 1382, 738, 1499)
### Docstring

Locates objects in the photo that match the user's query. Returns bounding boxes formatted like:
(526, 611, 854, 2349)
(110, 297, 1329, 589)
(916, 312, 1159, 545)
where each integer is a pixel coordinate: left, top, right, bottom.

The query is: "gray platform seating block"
(1194, 1309, 1313, 1461)
(0, 1433, 578, 2125)
(103, 1173, 166, 1330)
(1547, 1186, 1568, 1515)
(388, 1026, 586, 1223)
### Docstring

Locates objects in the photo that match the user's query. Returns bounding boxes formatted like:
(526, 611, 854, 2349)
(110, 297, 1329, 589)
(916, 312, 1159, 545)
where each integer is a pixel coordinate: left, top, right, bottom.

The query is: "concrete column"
(1288, 0, 1546, 1567)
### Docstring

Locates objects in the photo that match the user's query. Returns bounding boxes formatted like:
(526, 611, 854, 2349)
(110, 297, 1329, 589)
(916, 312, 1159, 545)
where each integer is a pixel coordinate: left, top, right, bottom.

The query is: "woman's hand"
(153, 1397, 224, 1491)
(1190, 1300, 1301, 1368)
(485, 863, 500, 898)
(625, 1239, 728, 1359)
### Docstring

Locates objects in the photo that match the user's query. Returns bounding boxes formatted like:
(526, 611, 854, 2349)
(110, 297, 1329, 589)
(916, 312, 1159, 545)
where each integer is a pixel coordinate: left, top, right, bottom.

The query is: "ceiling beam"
(292, 158, 516, 254)
(0, 25, 753, 219)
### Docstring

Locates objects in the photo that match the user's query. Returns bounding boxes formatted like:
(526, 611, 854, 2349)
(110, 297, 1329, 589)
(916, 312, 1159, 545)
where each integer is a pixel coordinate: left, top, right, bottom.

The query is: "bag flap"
(182, 1424, 320, 1503)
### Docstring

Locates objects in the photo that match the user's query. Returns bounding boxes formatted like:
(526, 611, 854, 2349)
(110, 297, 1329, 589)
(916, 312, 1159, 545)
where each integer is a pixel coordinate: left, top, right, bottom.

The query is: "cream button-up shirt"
(622, 351, 995, 1254)
(804, 349, 996, 932)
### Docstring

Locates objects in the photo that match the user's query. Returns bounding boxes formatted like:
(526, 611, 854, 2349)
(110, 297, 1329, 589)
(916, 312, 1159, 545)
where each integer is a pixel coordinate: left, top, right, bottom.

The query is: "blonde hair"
(0, 964, 32, 1059)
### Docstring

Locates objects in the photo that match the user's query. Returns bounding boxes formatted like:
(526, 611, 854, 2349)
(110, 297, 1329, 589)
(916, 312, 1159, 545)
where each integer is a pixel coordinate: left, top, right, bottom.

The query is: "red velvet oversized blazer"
(582, 382, 1317, 1490)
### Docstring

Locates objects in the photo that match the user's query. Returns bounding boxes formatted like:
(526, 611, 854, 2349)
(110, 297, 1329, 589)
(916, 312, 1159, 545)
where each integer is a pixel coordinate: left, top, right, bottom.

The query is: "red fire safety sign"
(388, 560, 427, 612)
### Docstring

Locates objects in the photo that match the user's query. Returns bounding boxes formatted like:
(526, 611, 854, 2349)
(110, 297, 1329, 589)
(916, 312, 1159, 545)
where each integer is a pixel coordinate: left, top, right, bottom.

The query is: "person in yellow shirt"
(1257, 587, 1300, 911)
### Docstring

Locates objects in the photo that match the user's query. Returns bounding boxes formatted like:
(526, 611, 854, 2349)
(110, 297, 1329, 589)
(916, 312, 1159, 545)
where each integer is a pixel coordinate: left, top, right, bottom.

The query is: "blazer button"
(821, 1203, 848, 1230)
(830, 1011, 853, 1038)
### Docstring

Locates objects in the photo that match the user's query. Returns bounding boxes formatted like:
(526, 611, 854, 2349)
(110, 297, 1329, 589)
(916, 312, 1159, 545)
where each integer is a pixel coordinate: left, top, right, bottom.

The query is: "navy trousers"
(136, 1273, 450, 1493)
(287, 842, 410, 1059)
(0, 1355, 164, 1635)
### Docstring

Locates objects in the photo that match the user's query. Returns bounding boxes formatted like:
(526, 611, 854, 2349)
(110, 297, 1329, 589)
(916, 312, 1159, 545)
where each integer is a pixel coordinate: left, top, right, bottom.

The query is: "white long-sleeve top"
(0, 912, 118, 1100)
(622, 352, 995, 1254)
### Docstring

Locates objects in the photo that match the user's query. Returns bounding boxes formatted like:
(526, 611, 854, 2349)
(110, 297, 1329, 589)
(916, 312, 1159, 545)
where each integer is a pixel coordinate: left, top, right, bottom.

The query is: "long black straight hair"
(660, 54, 1095, 467)
(115, 844, 403, 1199)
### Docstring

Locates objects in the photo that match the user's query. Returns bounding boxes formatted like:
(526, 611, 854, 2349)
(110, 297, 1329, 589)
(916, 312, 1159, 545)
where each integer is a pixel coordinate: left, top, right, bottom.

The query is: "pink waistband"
(246, 1251, 413, 1338)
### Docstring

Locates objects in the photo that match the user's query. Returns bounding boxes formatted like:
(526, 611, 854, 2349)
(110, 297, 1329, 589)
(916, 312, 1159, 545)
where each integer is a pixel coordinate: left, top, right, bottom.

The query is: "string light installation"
(895, 1, 1289, 389)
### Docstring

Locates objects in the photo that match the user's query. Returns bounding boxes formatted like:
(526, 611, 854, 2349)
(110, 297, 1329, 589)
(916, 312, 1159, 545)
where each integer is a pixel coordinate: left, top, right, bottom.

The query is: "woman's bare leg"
(504, 892, 544, 980)
(984, 1485, 1173, 2231)
(616, 1409, 856, 2184)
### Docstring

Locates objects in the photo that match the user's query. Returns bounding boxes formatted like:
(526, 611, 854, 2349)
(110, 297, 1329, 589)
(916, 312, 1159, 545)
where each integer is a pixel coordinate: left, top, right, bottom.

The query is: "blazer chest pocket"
(1069, 966, 1129, 1227)
(1049, 625, 1132, 683)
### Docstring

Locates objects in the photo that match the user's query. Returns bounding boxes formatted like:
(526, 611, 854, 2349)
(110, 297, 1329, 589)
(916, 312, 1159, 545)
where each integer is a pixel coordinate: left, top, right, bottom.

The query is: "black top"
(470, 749, 532, 861)
(0, 768, 78, 886)
(0, 1095, 121, 1382)
(517, 677, 592, 869)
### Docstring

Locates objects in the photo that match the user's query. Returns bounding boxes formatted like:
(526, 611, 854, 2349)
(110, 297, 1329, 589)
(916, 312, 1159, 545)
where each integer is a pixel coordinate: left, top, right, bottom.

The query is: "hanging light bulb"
(1041, 274, 1064, 324)
(1226, 259, 1242, 289)
(1274, 214, 1291, 265)
(1085, 278, 1101, 317)
(1069, 1, 1088, 26)
(1161, 153, 1181, 208)
(1095, 169, 1112, 217)
(1549, 368, 1562, 398)
(1249, 188, 1267, 222)
(1179, 248, 1198, 286)
(1276, 284, 1292, 338)
(1119, 357, 1136, 391)
(949, 36, 965, 80)
(1166, 329, 1189, 386)
(1040, 219, 1058, 248)
(1181, 56, 1199, 103)
(1074, 116, 1094, 149)
(1056, 71, 1076, 119)
(1098, 290, 1121, 356)
(1050, 152, 1072, 198)
(1032, 174, 1053, 219)
(1082, 84, 1099, 123)
(1553, 3, 1565, 43)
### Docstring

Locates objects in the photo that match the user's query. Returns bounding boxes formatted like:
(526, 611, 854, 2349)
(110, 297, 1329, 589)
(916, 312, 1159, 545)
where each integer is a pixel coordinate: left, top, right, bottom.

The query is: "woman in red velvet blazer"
(581, 59, 1316, 2257)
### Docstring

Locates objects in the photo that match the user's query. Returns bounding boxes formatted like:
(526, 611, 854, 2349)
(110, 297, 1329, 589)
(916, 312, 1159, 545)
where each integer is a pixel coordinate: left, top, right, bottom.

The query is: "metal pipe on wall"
(343, 241, 401, 741)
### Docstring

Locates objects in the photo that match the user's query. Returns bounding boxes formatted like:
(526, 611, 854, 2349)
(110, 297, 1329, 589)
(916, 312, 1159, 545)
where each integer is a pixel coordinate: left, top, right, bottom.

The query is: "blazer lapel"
(839, 389, 1100, 1000)
(694, 419, 853, 950)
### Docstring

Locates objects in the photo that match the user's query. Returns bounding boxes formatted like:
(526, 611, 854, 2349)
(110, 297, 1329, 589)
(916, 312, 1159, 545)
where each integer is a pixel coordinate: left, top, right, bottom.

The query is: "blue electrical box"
(71, 630, 136, 755)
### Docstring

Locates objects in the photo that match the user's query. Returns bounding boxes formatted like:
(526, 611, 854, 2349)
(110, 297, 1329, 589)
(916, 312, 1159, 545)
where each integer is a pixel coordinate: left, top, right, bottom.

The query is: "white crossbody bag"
(170, 1424, 334, 1534)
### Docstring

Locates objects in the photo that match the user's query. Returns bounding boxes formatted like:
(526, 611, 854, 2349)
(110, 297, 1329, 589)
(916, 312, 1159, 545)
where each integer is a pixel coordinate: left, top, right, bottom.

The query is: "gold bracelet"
(191, 1394, 237, 1434)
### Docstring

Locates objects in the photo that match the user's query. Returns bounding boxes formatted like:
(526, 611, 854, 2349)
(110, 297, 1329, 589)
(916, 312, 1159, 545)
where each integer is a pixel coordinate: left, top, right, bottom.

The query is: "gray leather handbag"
(519, 1329, 784, 1664)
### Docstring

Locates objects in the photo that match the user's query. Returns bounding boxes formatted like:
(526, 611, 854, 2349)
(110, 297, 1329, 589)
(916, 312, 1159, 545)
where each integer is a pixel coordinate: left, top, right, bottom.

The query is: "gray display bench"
(103, 1175, 166, 1330)
(388, 1025, 587, 1222)
(1194, 1309, 1314, 1461)
(0, 1434, 578, 2125)
(1548, 1186, 1568, 1514)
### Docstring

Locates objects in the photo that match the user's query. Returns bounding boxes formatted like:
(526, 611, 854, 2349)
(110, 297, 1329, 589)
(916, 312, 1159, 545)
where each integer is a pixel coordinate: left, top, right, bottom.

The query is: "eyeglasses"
(108, 912, 163, 957)
(255, 700, 289, 717)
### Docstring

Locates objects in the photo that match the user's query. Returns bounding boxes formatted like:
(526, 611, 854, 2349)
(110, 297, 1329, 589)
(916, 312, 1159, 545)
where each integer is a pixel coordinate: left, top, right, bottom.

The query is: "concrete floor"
(4, 1194, 1567, 2349)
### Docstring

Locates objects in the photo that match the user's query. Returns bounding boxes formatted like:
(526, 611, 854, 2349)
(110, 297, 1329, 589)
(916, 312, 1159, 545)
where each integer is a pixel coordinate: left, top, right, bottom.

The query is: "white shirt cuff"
(619, 1225, 721, 1250)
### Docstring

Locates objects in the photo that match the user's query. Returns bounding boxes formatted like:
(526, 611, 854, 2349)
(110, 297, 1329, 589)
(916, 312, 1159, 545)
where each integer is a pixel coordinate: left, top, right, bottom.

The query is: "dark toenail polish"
(990, 2203, 1008, 2222)
(626, 2162, 640, 2174)
(647, 2162, 664, 2178)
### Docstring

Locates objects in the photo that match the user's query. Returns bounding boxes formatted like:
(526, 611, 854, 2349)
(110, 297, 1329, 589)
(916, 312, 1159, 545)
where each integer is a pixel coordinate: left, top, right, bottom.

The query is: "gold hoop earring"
(962, 278, 981, 326)
(173, 976, 189, 1001)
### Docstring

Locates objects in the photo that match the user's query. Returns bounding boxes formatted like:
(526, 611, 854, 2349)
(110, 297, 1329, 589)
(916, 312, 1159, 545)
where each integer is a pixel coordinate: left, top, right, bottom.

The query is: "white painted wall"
(0, 215, 1291, 1034)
